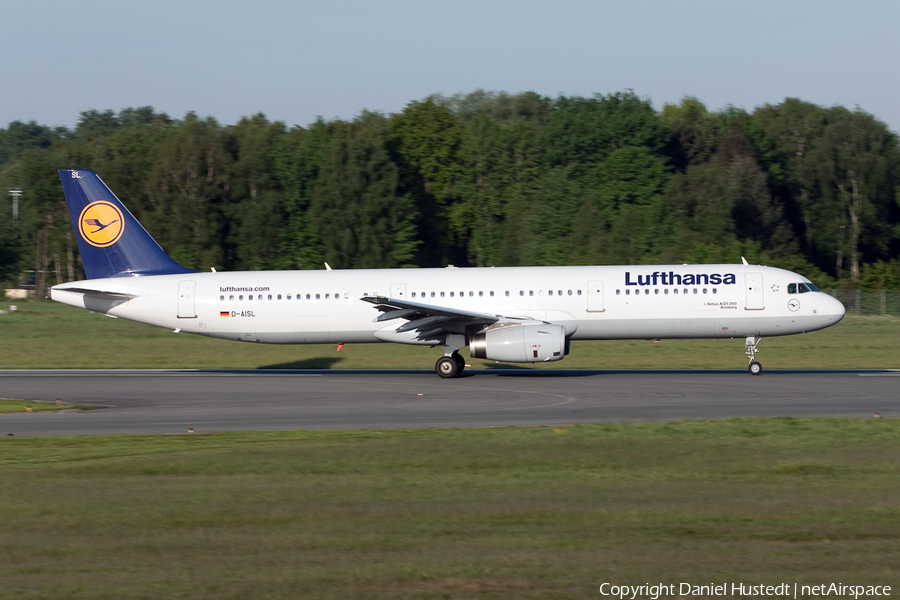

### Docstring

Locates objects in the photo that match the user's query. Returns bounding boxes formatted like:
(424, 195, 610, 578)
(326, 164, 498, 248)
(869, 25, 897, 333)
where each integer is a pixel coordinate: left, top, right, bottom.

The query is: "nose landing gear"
(745, 336, 762, 375)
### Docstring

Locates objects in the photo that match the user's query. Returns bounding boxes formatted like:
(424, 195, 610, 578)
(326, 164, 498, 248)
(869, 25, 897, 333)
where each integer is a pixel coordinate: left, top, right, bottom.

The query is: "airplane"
(51, 169, 846, 378)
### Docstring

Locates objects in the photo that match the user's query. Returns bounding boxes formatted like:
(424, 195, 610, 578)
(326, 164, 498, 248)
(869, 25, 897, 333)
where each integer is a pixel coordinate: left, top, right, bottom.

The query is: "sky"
(2, 0, 899, 132)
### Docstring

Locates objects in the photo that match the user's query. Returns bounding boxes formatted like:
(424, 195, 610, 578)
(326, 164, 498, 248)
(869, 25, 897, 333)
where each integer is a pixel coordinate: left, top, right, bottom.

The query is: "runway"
(1, 369, 898, 436)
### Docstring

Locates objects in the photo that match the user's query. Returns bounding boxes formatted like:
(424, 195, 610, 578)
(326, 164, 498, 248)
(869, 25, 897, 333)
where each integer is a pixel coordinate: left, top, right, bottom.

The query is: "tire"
(453, 353, 465, 373)
(436, 356, 459, 379)
(748, 361, 762, 375)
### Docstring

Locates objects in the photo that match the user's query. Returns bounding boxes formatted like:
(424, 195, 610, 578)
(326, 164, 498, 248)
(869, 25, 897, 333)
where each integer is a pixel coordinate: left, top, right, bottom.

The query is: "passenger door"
(587, 280, 605, 312)
(177, 280, 196, 318)
(745, 272, 764, 310)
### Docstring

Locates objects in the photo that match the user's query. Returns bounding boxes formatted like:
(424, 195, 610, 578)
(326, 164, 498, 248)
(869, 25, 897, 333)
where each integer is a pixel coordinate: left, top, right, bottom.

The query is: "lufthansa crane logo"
(78, 201, 124, 247)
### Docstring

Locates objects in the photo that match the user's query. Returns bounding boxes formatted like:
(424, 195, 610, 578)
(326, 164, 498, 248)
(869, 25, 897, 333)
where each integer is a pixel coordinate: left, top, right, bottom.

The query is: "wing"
(362, 295, 499, 340)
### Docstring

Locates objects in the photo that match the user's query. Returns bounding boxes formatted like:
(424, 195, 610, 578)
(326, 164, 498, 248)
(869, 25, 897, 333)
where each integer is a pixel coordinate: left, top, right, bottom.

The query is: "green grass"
(1, 419, 898, 599)
(1, 300, 898, 370)
(0, 399, 89, 413)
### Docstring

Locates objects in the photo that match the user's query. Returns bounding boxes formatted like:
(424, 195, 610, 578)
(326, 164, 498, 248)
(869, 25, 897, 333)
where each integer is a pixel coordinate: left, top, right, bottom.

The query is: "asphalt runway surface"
(1, 369, 898, 436)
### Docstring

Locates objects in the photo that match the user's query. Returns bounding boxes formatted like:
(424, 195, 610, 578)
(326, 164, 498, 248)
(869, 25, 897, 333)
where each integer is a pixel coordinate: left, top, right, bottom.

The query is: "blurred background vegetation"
(1, 91, 898, 296)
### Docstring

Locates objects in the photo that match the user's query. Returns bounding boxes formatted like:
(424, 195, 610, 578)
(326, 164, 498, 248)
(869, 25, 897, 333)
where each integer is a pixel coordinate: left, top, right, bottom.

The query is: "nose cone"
(827, 293, 846, 323)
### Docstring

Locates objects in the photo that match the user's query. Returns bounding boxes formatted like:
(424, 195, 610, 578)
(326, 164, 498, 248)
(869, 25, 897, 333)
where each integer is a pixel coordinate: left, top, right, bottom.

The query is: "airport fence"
(830, 290, 900, 316)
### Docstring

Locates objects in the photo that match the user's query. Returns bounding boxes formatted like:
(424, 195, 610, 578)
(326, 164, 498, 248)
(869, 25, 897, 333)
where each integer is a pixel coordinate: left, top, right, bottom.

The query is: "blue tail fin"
(59, 169, 195, 279)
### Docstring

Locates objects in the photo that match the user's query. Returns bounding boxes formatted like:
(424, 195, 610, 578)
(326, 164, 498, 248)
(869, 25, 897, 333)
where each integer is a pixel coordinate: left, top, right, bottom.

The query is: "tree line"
(1, 91, 899, 295)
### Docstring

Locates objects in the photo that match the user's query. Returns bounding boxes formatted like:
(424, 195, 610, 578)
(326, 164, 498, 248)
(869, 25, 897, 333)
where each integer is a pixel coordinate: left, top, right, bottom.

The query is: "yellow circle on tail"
(78, 201, 125, 248)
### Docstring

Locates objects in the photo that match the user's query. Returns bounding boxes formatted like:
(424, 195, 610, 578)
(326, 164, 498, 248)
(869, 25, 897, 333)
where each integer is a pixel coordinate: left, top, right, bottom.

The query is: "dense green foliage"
(2, 92, 899, 292)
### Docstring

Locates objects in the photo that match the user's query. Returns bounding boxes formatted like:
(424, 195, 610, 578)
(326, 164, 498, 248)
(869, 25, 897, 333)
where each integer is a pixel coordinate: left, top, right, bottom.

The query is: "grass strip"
(1, 418, 898, 599)
(0, 399, 91, 413)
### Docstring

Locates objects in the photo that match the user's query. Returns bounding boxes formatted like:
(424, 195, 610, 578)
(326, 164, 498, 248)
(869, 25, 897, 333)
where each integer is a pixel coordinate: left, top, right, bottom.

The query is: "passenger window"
(577, 290, 582, 296)
(239, 295, 243, 301)
(277, 294, 282, 300)
(520, 291, 524, 296)
(568, 290, 572, 296)
(287, 295, 291, 300)
(431, 292, 435, 297)
(693, 289, 698, 294)
(712, 289, 717, 294)
(683, 288, 688, 295)
(450, 291, 455, 297)
(258, 295, 262, 300)
(325, 294, 330, 299)
(268, 294, 273, 300)
(306, 294, 311, 300)
(479, 291, 483, 297)
(248, 295, 253, 301)
(702, 289, 707, 294)
(315, 294, 320, 299)
(788, 283, 797, 294)
(654, 289, 659, 295)
(470, 291, 474, 297)
(505, 291, 509, 296)
(664, 289, 669, 295)
(411, 292, 416, 298)
(441, 292, 445, 297)
(626, 289, 630, 295)
(219, 295, 224, 301)
(459, 291, 464, 297)
(229, 295, 234, 301)
(490, 291, 494, 297)
(549, 290, 553, 296)
(644, 289, 649, 295)
(529, 290, 534, 296)
(673, 289, 678, 295)
(616, 290, 621, 295)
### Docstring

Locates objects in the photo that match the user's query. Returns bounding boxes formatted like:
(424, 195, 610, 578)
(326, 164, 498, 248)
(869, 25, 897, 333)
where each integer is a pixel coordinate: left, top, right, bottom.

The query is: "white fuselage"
(51, 264, 845, 347)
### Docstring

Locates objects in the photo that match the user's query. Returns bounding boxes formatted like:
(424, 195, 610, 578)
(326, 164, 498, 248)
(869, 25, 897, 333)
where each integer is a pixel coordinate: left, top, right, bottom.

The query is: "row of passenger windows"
(220, 293, 348, 301)
(616, 288, 718, 296)
(410, 290, 583, 298)
(219, 289, 586, 302)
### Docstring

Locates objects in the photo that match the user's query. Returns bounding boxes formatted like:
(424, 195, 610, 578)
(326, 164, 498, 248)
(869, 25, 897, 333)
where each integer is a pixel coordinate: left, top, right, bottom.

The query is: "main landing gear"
(745, 336, 762, 375)
(435, 334, 466, 379)
(435, 353, 466, 378)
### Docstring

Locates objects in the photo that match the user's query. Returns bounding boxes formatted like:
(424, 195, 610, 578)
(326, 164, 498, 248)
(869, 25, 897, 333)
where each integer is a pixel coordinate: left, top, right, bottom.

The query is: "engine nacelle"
(469, 322, 566, 363)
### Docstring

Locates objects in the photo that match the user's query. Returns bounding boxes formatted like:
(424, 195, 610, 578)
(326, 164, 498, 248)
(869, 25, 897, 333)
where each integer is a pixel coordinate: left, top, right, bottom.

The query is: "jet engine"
(469, 322, 567, 363)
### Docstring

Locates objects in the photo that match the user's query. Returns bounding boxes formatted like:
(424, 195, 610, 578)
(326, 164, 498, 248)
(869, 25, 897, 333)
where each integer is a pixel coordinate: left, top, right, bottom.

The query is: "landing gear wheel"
(748, 361, 762, 375)
(453, 353, 465, 373)
(436, 356, 460, 379)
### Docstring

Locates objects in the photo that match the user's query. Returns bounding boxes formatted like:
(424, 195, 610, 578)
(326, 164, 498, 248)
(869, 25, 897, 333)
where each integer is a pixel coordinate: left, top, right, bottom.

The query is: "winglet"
(59, 169, 195, 279)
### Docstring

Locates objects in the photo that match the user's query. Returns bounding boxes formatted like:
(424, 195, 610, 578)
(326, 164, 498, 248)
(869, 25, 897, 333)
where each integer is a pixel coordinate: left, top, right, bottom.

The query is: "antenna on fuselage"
(325, 262, 332, 271)
(741, 257, 749, 265)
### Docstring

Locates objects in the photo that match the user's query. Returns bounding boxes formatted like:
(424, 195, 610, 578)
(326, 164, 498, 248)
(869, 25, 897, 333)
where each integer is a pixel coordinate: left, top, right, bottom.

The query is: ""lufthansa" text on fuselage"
(625, 272, 737, 286)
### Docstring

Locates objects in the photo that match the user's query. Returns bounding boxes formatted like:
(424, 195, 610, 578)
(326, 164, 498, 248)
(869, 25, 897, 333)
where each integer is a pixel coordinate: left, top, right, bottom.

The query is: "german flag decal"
(220, 311, 230, 317)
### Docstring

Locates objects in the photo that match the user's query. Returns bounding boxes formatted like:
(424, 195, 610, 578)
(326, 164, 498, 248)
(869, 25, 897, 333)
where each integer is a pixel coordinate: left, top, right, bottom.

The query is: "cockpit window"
(788, 282, 819, 294)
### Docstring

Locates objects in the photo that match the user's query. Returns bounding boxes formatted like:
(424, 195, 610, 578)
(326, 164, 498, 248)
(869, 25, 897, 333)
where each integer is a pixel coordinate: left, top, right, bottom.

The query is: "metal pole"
(7, 188, 22, 236)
